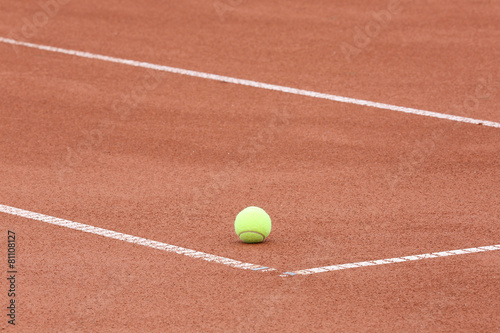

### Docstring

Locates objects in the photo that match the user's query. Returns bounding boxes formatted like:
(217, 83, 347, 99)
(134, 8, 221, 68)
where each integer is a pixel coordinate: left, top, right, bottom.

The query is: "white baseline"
(282, 244, 500, 276)
(1, 37, 500, 129)
(1, 203, 498, 276)
(0, 204, 275, 272)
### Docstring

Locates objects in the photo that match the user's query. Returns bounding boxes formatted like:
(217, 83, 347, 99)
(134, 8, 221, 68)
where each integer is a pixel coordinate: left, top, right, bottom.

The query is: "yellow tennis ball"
(234, 206, 272, 243)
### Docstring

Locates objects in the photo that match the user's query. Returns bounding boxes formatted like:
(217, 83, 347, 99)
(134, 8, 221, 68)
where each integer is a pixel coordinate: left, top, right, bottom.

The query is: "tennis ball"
(234, 206, 272, 243)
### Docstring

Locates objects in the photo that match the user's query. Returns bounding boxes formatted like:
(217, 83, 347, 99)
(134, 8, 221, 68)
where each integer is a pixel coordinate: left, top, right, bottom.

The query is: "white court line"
(0, 204, 275, 272)
(1, 36, 500, 129)
(281, 244, 500, 276)
(1, 203, 498, 277)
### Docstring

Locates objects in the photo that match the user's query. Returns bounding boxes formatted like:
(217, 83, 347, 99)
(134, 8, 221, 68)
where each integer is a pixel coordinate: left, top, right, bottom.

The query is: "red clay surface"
(1, 0, 499, 331)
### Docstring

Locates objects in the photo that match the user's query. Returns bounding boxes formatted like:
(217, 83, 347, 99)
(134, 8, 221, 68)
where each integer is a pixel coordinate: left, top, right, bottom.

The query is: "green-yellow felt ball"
(234, 206, 272, 243)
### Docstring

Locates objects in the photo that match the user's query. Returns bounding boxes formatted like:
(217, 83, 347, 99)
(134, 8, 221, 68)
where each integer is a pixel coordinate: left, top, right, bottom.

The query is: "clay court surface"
(1, 0, 499, 331)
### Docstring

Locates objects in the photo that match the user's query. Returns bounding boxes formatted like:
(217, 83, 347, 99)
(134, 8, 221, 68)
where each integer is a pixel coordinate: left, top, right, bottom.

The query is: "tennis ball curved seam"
(238, 230, 266, 239)
(234, 206, 272, 243)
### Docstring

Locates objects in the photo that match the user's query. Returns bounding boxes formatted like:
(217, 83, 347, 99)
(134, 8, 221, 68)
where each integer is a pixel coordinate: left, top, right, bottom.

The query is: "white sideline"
(1, 37, 500, 129)
(282, 244, 500, 276)
(2, 203, 498, 277)
(0, 204, 275, 272)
